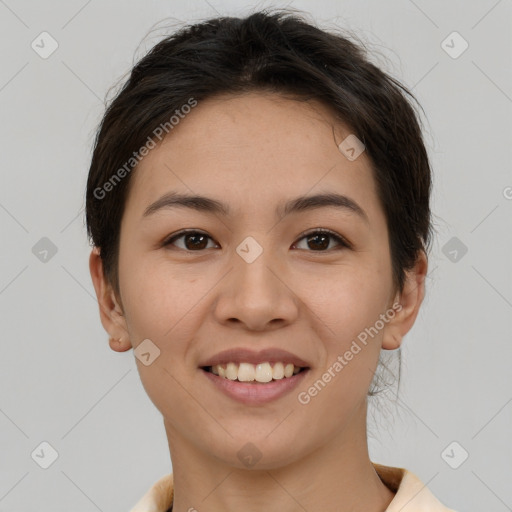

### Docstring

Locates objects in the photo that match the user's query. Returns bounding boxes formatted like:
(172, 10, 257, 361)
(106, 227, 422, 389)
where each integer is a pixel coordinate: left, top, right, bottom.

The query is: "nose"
(213, 246, 300, 332)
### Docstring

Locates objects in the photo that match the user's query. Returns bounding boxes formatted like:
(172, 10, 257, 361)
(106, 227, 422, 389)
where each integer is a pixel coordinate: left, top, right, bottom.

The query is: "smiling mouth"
(202, 362, 308, 383)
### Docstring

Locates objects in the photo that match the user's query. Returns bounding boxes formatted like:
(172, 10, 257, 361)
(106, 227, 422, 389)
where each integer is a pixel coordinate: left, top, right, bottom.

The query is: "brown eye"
(164, 230, 217, 251)
(293, 229, 350, 251)
(163, 229, 350, 252)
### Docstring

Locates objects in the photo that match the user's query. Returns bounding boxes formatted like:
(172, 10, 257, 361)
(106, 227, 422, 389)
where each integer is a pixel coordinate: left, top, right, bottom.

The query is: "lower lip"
(201, 368, 309, 405)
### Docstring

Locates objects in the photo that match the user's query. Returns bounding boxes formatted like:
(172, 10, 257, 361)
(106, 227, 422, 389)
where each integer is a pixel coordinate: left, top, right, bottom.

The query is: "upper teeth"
(210, 362, 302, 382)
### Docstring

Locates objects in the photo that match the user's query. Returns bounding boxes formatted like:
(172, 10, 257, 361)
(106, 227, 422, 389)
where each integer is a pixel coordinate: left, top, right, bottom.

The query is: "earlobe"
(89, 248, 131, 351)
(382, 329, 401, 351)
(108, 336, 132, 353)
(381, 251, 428, 350)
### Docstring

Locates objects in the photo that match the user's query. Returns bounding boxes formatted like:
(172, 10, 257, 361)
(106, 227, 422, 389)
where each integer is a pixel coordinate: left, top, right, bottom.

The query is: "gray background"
(1, 0, 511, 511)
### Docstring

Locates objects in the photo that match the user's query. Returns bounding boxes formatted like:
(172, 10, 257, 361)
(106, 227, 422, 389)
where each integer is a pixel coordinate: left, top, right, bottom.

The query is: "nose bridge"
(213, 233, 299, 329)
(233, 234, 283, 300)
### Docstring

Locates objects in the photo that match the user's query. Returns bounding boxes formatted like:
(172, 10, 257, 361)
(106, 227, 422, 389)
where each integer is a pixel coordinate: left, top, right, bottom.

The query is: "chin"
(203, 430, 308, 471)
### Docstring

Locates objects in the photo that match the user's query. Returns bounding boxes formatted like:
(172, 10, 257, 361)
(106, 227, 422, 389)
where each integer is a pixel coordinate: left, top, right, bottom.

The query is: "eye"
(163, 230, 218, 251)
(163, 228, 351, 252)
(292, 229, 351, 251)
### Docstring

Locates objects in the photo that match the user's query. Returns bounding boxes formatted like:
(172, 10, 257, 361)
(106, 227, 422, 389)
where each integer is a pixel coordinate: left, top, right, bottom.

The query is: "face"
(91, 92, 426, 469)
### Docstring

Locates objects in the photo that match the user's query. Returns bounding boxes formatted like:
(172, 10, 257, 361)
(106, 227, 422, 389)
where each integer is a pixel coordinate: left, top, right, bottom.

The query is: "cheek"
(118, 257, 203, 416)
(294, 268, 388, 421)
(118, 250, 196, 344)
(293, 262, 390, 409)
(292, 261, 392, 346)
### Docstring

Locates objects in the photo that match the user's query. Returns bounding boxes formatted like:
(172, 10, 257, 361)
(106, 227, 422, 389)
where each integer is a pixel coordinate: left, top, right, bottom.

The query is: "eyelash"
(162, 228, 351, 252)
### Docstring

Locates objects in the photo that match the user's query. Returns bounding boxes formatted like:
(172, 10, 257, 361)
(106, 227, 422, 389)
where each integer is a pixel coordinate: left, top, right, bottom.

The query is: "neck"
(165, 405, 395, 512)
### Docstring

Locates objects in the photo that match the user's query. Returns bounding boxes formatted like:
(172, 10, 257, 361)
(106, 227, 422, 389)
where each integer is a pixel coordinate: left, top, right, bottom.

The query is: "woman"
(86, 9, 457, 512)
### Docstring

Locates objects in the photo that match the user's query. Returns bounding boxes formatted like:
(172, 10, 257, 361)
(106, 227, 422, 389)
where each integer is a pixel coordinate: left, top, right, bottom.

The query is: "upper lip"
(199, 348, 310, 368)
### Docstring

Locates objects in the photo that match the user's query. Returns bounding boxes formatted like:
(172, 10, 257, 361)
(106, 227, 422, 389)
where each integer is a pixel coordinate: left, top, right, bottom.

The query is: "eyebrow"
(142, 191, 369, 224)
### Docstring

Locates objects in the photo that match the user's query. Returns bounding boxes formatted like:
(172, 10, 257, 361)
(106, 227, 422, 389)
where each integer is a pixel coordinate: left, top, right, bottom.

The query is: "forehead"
(124, 92, 382, 223)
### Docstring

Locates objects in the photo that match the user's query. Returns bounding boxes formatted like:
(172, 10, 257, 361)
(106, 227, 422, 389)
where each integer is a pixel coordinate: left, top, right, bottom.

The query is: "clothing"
(130, 462, 457, 511)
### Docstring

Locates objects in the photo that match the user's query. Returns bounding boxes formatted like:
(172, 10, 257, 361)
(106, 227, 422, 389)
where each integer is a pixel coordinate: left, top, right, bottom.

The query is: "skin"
(90, 92, 427, 512)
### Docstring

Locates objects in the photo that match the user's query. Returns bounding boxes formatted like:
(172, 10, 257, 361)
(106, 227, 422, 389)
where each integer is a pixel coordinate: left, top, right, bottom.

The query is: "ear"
(381, 250, 428, 350)
(89, 247, 132, 352)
